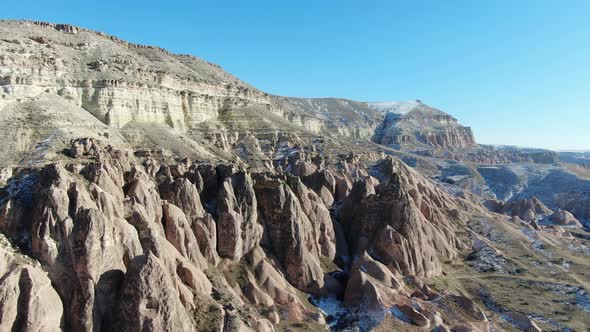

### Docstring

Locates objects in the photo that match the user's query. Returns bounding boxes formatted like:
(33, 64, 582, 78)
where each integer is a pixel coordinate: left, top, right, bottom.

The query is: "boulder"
(448, 295, 487, 322)
(545, 209, 583, 227)
(392, 304, 430, 327)
(503, 312, 542, 332)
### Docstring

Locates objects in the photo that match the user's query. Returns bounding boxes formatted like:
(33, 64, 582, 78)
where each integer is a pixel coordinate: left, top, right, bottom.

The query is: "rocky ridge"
(1, 137, 588, 331)
(0, 19, 570, 169)
(0, 20, 325, 138)
(372, 101, 476, 149)
(0, 138, 513, 332)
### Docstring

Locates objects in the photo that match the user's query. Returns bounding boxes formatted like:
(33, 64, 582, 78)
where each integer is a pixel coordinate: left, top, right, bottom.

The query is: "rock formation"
(339, 158, 465, 277)
(484, 196, 553, 222)
(0, 20, 589, 332)
(372, 101, 476, 149)
(0, 137, 516, 331)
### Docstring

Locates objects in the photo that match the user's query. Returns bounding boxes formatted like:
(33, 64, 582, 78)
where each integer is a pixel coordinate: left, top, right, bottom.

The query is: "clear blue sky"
(4, 1, 590, 150)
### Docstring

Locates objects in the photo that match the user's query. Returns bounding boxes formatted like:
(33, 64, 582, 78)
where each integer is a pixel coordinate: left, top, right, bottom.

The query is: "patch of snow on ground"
(521, 227, 552, 258)
(576, 289, 590, 312)
(310, 296, 348, 328)
(367, 100, 420, 114)
(312, 296, 347, 317)
(310, 296, 388, 331)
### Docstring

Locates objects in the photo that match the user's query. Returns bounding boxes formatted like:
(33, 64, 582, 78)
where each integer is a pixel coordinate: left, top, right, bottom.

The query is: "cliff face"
(274, 97, 384, 140)
(371, 101, 476, 149)
(0, 20, 545, 163)
(0, 20, 319, 133)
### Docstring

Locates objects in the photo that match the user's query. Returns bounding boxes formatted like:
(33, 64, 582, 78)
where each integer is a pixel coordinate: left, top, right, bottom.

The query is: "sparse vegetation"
(190, 299, 223, 332)
(319, 255, 339, 273)
(223, 262, 250, 290)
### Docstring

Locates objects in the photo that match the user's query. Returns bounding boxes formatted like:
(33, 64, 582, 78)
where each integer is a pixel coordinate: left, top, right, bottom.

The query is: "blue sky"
(4, 1, 590, 150)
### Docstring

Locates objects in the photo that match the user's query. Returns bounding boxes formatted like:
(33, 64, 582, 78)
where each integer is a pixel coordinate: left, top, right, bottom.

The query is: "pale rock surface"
(0, 238, 63, 332)
(545, 209, 583, 227)
(216, 171, 261, 260)
(341, 158, 463, 277)
(502, 312, 542, 332)
(254, 174, 324, 293)
(117, 252, 194, 332)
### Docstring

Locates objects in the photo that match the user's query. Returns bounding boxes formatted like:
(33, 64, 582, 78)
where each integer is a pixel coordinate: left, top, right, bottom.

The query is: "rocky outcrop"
(448, 295, 487, 322)
(286, 175, 336, 259)
(117, 252, 195, 332)
(339, 158, 464, 277)
(544, 209, 583, 227)
(254, 174, 325, 293)
(0, 138, 380, 330)
(159, 176, 205, 221)
(372, 103, 475, 149)
(0, 20, 324, 136)
(393, 304, 431, 327)
(0, 237, 63, 332)
(0, 136, 575, 331)
(484, 197, 552, 221)
(216, 171, 262, 260)
(0, 139, 258, 330)
(343, 252, 403, 308)
(162, 202, 208, 268)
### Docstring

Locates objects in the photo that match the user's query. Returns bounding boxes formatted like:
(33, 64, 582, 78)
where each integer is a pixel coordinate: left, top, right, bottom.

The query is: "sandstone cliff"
(0, 19, 327, 144)
(371, 101, 476, 150)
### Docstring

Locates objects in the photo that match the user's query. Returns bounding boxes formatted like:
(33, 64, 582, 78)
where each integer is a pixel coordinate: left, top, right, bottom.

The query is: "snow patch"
(367, 100, 420, 114)
(576, 289, 590, 312)
(310, 296, 348, 328)
(310, 296, 387, 331)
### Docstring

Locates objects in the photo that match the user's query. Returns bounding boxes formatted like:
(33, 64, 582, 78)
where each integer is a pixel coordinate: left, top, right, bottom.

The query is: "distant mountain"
(371, 100, 476, 149)
(559, 151, 590, 168)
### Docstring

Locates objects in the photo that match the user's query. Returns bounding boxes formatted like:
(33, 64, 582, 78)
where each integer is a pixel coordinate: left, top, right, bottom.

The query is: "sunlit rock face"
(0, 137, 507, 331)
(1, 20, 590, 332)
(0, 20, 323, 134)
(371, 101, 476, 149)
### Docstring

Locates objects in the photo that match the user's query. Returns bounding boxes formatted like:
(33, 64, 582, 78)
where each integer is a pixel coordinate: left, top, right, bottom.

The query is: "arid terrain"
(0, 20, 589, 332)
